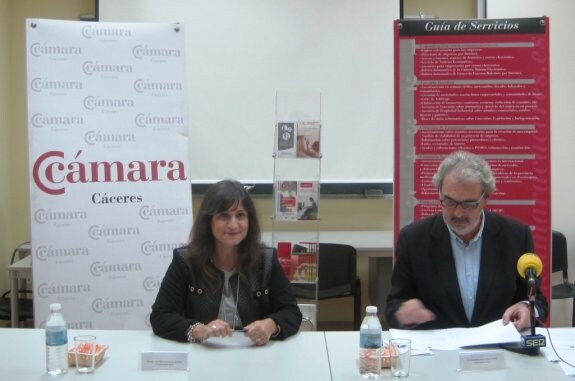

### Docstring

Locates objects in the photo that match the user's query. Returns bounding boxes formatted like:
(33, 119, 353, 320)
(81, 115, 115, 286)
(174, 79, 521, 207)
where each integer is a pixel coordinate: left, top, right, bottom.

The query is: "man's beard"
(447, 215, 480, 237)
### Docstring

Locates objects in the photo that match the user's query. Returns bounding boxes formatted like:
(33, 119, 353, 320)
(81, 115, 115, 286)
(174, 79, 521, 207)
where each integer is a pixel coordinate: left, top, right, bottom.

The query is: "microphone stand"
(528, 293, 536, 338)
(520, 287, 543, 355)
(500, 283, 546, 356)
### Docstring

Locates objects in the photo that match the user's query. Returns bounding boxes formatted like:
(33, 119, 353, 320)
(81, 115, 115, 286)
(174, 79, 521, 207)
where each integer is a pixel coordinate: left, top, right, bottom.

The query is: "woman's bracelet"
(187, 322, 203, 343)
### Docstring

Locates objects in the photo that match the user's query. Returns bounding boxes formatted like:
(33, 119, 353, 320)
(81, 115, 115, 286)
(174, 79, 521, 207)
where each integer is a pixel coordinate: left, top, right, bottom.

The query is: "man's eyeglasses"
(439, 192, 485, 210)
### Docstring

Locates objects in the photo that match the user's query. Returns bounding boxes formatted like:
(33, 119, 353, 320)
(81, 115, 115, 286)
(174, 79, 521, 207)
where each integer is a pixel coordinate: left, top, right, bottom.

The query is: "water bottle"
(46, 303, 69, 375)
(359, 305, 382, 378)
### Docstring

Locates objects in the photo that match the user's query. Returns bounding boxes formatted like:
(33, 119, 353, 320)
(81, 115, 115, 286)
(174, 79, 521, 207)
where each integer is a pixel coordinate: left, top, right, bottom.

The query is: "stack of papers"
(389, 322, 575, 376)
(390, 319, 521, 350)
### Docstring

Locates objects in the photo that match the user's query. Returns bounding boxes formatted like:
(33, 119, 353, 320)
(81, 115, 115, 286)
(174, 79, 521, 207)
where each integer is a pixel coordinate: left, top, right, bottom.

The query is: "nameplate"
(458, 349, 505, 371)
(141, 351, 188, 371)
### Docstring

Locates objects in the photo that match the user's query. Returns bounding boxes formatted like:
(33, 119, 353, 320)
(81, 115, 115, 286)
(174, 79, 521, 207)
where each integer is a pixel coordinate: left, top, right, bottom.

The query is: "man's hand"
(395, 298, 436, 327)
(502, 302, 531, 331)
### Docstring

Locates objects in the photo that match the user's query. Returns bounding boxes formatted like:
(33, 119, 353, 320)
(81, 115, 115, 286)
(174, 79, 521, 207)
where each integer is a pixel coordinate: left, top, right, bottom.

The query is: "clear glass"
(74, 335, 97, 373)
(389, 338, 411, 378)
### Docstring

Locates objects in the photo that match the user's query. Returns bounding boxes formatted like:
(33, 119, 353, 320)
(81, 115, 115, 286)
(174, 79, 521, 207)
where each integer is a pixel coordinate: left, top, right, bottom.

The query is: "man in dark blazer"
(385, 151, 548, 330)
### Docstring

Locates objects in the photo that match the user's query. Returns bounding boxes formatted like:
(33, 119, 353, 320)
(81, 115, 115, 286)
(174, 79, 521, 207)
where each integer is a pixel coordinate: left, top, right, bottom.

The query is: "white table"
(0, 329, 331, 381)
(325, 331, 571, 381)
(7, 255, 32, 327)
(1, 328, 571, 380)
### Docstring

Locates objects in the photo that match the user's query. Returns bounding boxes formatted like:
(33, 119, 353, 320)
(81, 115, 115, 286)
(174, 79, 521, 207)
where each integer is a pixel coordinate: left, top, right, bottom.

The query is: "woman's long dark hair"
(185, 179, 262, 289)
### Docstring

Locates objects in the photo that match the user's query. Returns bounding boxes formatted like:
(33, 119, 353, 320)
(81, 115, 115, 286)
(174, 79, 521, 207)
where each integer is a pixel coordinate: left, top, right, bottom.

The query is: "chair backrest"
(552, 230, 568, 274)
(10, 242, 31, 265)
(317, 243, 357, 292)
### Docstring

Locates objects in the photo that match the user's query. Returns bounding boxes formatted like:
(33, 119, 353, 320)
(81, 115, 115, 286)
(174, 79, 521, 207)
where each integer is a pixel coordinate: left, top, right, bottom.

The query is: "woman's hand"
(243, 318, 278, 346)
(192, 319, 233, 342)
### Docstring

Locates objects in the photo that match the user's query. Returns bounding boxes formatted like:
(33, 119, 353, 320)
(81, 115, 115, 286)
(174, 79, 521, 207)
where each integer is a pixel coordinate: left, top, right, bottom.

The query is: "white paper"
(536, 327, 575, 376)
(390, 319, 521, 350)
(203, 332, 254, 348)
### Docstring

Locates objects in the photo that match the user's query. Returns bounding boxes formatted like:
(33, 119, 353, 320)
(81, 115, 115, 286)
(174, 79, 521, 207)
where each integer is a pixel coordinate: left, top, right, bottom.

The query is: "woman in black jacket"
(151, 179, 302, 344)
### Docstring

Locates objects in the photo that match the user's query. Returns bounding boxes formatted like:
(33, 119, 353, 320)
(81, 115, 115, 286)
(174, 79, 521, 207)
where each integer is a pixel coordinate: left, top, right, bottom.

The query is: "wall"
(403, 0, 476, 19)
(0, 0, 11, 297)
(0, 0, 94, 297)
(485, 0, 575, 330)
(3, 0, 574, 329)
(99, 0, 399, 184)
(0, 0, 392, 327)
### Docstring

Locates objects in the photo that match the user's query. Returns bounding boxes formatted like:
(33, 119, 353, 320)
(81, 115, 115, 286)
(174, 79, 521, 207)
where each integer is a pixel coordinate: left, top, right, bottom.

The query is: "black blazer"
(151, 248, 302, 342)
(385, 211, 548, 329)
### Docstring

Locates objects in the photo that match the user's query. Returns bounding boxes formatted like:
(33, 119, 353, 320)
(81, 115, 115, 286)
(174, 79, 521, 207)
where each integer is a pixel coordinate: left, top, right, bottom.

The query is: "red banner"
(394, 18, 551, 312)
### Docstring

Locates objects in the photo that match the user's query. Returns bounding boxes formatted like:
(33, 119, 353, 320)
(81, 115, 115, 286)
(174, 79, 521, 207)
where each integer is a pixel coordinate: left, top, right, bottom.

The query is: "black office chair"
(551, 230, 575, 327)
(0, 243, 34, 326)
(291, 243, 362, 330)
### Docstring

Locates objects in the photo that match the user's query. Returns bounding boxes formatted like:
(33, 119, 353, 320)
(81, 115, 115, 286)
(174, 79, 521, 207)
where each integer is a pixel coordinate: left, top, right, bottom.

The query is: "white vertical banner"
(26, 19, 192, 329)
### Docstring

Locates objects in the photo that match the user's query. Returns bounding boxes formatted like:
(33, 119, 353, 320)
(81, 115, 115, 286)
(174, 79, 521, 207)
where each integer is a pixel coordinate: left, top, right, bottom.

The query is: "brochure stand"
(272, 92, 322, 330)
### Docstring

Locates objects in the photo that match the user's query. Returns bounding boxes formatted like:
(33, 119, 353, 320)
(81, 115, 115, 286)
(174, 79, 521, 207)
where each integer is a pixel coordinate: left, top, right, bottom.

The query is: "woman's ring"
(211, 324, 217, 330)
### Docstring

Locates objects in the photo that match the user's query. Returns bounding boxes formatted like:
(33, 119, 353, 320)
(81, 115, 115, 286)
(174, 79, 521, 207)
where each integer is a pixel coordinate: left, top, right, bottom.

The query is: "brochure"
(296, 181, 319, 220)
(276, 241, 318, 283)
(296, 120, 321, 158)
(276, 120, 321, 159)
(275, 180, 319, 221)
(275, 180, 298, 220)
(276, 122, 296, 158)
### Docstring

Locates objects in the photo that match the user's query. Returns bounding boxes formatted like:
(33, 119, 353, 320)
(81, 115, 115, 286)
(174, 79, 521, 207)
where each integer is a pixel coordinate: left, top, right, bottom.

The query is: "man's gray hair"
(432, 151, 495, 195)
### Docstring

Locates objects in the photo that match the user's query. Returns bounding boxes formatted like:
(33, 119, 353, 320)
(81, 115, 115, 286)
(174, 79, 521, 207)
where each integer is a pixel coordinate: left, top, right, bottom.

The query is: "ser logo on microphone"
(521, 335, 546, 348)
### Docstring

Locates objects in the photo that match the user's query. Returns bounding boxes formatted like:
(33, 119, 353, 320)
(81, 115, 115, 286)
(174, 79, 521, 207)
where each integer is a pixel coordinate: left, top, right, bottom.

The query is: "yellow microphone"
(517, 253, 543, 285)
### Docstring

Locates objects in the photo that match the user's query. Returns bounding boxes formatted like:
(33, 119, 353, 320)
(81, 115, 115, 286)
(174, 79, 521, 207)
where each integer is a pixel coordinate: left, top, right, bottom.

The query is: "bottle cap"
(366, 305, 377, 314)
(50, 303, 62, 311)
